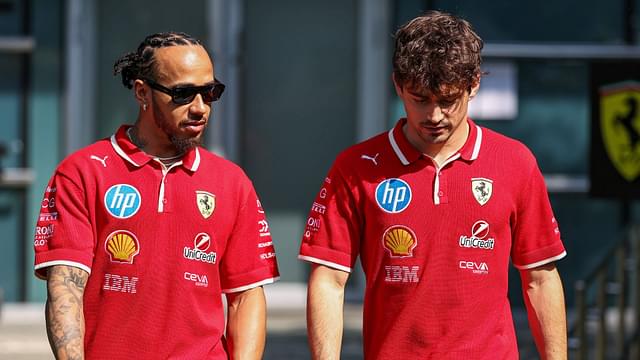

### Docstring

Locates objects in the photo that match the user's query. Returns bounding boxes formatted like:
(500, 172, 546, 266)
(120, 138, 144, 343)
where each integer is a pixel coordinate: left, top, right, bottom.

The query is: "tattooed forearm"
(46, 265, 89, 360)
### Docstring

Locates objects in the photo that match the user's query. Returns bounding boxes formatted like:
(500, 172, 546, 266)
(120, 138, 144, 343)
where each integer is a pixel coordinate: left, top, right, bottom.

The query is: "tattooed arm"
(45, 265, 89, 360)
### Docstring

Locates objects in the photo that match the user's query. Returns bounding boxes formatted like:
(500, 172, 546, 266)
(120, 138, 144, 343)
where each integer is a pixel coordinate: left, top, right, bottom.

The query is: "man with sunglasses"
(299, 11, 567, 359)
(33, 32, 279, 359)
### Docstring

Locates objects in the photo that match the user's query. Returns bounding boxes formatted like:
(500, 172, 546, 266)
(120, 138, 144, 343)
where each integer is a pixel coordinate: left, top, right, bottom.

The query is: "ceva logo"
(459, 260, 489, 275)
(184, 272, 208, 287)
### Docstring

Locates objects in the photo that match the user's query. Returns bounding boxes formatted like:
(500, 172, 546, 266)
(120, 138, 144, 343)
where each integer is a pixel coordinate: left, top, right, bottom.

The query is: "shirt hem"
(222, 276, 280, 293)
(298, 255, 352, 273)
(514, 251, 567, 270)
(34, 260, 92, 280)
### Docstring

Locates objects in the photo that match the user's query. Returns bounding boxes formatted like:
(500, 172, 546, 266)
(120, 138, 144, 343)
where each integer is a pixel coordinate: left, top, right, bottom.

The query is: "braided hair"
(113, 31, 203, 89)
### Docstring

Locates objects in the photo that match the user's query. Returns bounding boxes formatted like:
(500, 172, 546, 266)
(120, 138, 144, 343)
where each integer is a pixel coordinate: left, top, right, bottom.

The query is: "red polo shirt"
(34, 125, 279, 359)
(299, 118, 566, 359)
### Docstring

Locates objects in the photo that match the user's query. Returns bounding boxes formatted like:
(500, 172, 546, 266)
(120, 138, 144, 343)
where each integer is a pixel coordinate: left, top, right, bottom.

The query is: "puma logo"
(90, 155, 108, 167)
(361, 153, 379, 165)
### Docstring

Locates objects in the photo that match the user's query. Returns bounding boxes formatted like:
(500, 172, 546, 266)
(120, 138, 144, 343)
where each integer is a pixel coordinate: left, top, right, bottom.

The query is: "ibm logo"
(375, 178, 412, 213)
(104, 184, 141, 219)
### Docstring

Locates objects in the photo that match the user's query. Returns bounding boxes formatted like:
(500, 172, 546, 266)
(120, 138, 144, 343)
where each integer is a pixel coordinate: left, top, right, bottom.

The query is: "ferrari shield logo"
(600, 82, 640, 182)
(196, 191, 215, 219)
(471, 178, 493, 206)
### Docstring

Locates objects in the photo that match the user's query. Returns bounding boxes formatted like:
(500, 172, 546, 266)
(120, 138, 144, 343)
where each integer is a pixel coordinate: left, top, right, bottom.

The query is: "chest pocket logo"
(375, 178, 412, 213)
(196, 191, 216, 219)
(471, 178, 493, 206)
(104, 184, 142, 219)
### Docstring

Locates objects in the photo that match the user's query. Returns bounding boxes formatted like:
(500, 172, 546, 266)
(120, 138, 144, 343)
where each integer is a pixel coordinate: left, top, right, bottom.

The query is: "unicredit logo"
(184, 233, 216, 264)
(459, 220, 495, 250)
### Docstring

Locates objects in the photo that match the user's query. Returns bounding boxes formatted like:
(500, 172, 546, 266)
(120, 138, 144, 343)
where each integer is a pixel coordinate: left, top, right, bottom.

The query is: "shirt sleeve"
(511, 161, 566, 269)
(34, 171, 95, 279)
(298, 159, 362, 273)
(219, 176, 279, 293)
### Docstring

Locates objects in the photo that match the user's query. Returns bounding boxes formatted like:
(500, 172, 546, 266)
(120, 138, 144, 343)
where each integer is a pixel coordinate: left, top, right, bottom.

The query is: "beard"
(168, 133, 202, 154)
(152, 102, 206, 154)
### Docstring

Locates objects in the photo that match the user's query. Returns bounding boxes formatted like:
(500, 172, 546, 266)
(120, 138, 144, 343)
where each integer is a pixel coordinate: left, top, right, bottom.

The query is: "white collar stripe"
(470, 125, 482, 160)
(191, 148, 201, 171)
(110, 135, 140, 167)
(388, 128, 410, 166)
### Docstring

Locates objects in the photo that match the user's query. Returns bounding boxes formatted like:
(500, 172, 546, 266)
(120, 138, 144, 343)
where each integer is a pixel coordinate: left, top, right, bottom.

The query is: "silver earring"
(143, 103, 147, 111)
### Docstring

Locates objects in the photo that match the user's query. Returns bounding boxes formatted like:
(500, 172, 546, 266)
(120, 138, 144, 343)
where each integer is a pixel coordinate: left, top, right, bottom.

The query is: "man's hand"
(45, 265, 88, 360)
(521, 262, 567, 360)
(307, 264, 349, 360)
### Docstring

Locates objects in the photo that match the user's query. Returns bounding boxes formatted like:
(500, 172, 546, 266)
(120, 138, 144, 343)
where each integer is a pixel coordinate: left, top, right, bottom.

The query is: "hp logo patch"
(104, 184, 141, 219)
(375, 178, 412, 213)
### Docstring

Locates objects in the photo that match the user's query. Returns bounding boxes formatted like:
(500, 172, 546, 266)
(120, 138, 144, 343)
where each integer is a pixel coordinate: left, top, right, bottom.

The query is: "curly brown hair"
(392, 11, 483, 97)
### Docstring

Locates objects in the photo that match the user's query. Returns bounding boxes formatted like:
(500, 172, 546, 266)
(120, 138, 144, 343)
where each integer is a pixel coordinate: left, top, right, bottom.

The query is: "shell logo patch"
(382, 225, 417, 258)
(196, 191, 215, 219)
(105, 230, 140, 264)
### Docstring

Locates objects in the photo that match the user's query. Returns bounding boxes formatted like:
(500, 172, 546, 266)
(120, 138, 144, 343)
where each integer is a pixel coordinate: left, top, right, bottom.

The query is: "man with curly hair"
(300, 11, 567, 359)
(33, 32, 279, 359)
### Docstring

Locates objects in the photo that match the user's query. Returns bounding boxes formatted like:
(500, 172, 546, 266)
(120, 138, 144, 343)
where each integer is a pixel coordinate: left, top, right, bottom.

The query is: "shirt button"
(163, 198, 168, 203)
(438, 191, 444, 197)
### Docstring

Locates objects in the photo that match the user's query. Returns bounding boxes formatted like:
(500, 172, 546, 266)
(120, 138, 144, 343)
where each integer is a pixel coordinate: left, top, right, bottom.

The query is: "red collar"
(388, 118, 483, 165)
(110, 125, 201, 172)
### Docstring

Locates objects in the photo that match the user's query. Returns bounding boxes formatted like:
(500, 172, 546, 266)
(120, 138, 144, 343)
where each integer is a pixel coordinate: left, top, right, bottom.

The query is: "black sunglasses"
(143, 78, 225, 105)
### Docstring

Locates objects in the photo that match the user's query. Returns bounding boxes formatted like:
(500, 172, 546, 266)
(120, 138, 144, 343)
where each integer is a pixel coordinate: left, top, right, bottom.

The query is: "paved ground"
(0, 304, 539, 360)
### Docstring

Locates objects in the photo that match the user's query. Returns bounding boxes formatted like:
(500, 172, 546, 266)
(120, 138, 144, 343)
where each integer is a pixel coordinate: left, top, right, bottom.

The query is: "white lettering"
(39, 212, 58, 221)
(183, 247, 217, 264)
(311, 202, 326, 214)
(319, 188, 327, 199)
(41, 198, 56, 209)
(184, 272, 208, 287)
(384, 265, 420, 283)
(258, 220, 270, 235)
(35, 224, 55, 241)
(103, 274, 138, 293)
(305, 217, 321, 234)
(458, 235, 495, 250)
(260, 252, 276, 260)
(459, 261, 489, 274)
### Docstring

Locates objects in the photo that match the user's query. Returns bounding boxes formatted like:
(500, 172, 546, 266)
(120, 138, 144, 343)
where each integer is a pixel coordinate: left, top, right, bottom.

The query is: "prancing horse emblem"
(196, 191, 216, 219)
(471, 178, 493, 206)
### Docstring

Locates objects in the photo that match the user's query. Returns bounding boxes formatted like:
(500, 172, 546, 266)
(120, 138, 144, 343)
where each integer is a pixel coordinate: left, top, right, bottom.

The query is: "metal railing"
(570, 225, 640, 359)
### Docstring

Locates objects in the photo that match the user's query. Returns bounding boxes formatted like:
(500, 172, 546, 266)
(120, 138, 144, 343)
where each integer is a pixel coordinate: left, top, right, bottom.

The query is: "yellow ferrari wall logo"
(600, 81, 640, 182)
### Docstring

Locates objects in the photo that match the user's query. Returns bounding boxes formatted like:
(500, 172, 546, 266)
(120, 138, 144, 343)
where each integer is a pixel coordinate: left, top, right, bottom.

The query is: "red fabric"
(34, 125, 279, 359)
(299, 118, 565, 359)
